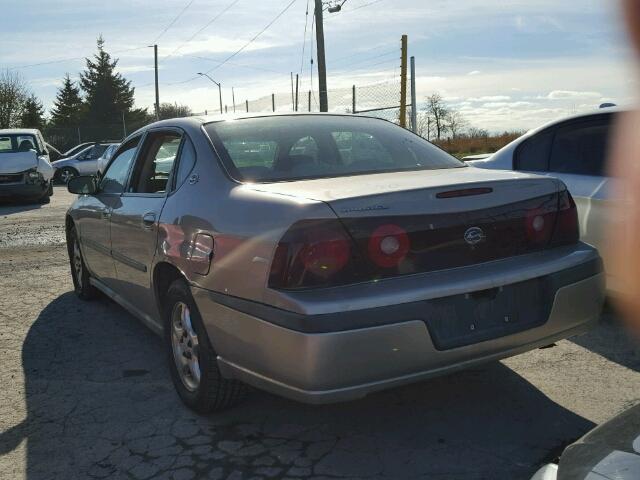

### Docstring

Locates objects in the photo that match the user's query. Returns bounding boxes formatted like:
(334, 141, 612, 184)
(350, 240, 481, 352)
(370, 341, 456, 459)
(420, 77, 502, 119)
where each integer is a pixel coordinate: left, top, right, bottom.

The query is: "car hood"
(557, 403, 640, 479)
(0, 151, 38, 174)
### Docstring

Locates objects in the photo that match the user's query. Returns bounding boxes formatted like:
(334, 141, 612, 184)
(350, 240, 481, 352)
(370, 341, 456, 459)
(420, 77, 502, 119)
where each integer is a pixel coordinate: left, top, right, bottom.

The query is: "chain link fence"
(189, 75, 414, 128)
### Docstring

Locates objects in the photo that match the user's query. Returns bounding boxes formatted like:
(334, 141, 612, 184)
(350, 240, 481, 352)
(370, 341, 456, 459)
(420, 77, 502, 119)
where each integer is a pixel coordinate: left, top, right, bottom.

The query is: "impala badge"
(464, 227, 486, 246)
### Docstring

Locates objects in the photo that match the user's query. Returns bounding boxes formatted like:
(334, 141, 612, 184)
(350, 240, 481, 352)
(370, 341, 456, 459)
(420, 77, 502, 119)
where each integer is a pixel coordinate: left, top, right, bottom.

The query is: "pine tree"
(20, 94, 45, 129)
(50, 74, 83, 127)
(79, 36, 137, 127)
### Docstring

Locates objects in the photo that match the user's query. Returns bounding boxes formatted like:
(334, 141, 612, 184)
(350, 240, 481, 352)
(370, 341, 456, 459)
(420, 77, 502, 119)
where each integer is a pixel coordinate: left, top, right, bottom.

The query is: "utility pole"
(232, 87, 236, 113)
(154, 44, 160, 121)
(295, 74, 299, 112)
(399, 34, 408, 129)
(410, 56, 417, 133)
(315, 0, 328, 112)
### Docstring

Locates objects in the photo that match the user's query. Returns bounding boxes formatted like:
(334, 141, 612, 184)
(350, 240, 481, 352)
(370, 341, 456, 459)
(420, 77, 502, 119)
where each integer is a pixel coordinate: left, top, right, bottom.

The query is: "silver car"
(53, 142, 118, 183)
(65, 114, 605, 413)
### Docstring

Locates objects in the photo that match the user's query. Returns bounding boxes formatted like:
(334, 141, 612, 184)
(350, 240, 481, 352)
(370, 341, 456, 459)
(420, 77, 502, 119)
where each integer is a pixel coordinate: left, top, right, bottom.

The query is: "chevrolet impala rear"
(186, 115, 604, 405)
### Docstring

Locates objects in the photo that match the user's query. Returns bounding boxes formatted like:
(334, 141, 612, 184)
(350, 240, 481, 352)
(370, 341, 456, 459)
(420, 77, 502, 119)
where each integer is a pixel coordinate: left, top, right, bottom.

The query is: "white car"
(468, 108, 620, 292)
(0, 129, 54, 203)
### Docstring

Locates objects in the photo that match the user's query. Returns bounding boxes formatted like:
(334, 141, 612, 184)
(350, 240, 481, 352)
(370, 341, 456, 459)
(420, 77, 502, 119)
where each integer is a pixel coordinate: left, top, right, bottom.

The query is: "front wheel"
(58, 167, 78, 184)
(164, 279, 247, 413)
(68, 227, 98, 300)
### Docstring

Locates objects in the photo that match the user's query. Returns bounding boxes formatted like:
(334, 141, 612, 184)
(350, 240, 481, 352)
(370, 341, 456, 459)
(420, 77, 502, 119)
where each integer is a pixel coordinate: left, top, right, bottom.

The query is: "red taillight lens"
(300, 230, 351, 278)
(525, 207, 555, 245)
(550, 189, 579, 246)
(367, 224, 410, 268)
(268, 220, 357, 290)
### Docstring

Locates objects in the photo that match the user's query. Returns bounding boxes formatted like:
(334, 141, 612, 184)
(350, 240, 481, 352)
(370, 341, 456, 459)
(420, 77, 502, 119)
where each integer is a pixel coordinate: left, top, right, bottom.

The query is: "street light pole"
(197, 73, 223, 114)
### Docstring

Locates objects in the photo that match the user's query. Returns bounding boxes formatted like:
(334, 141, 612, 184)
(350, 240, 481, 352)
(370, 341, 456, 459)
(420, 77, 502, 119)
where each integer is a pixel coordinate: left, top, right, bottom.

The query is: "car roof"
(0, 128, 41, 135)
(133, 112, 388, 133)
(525, 106, 627, 136)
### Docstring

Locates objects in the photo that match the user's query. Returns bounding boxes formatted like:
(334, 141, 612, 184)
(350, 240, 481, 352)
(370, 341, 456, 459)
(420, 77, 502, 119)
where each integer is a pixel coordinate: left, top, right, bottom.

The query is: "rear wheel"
(68, 227, 98, 300)
(38, 182, 53, 204)
(164, 279, 247, 413)
(58, 167, 78, 184)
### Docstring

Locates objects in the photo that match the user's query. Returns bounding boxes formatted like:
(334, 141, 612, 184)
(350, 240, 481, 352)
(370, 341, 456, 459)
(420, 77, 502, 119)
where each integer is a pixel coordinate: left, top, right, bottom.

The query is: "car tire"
(68, 226, 98, 300)
(164, 279, 247, 413)
(58, 167, 78, 184)
(38, 183, 52, 204)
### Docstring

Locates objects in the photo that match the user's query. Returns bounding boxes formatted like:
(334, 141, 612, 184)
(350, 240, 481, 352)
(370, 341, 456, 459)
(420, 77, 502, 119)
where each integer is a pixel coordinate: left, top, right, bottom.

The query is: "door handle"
(142, 212, 156, 229)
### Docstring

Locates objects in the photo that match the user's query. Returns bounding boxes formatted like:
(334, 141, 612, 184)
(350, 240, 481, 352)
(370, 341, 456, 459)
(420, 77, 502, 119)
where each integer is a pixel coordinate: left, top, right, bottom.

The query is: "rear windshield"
(0, 134, 38, 155)
(204, 116, 464, 182)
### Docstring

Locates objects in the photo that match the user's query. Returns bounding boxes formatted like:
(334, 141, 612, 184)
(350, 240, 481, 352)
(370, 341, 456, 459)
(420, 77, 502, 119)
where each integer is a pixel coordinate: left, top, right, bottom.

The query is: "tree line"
(0, 37, 193, 150)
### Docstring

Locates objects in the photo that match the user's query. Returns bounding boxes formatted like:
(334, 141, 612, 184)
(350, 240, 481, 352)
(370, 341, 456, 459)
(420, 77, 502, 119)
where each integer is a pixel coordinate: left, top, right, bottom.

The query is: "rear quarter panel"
(154, 126, 337, 304)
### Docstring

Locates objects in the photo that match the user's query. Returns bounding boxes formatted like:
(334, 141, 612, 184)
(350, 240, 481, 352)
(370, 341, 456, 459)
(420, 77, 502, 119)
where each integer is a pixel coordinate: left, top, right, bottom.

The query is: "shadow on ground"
(570, 306, 640, 373)
(1, 292, 596, 480)
(0, 199, 43, 216)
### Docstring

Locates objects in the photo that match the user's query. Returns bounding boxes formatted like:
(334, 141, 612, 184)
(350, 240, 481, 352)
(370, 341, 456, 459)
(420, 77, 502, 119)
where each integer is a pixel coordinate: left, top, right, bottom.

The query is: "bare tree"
(0, 70, 29, 129)
(425, 93, 449, 140)
(415, 111, 435, 140)
(159, 102, 192, 120)
(446, 110, 467, 139)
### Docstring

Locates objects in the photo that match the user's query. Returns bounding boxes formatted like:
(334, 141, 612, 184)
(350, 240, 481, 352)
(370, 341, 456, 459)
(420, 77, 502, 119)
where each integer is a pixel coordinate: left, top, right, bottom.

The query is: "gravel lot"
(0, 187, 639, 480)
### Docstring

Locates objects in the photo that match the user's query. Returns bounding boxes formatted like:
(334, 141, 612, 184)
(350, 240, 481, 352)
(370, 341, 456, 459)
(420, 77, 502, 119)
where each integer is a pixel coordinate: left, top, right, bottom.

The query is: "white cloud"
(467, 70, 481, 76)
(545, 90, 603, 100)
(468, 95, 512, 102)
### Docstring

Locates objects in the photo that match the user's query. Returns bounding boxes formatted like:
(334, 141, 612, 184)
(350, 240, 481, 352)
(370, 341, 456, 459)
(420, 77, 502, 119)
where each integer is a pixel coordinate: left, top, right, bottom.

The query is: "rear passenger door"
(514, 115, 613, 254)
(109, 128, 188, 317)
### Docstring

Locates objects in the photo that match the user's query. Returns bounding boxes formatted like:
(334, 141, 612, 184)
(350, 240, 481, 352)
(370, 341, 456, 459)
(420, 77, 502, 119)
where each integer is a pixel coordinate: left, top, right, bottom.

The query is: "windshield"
(0, 134, 38, 155)
(205, 115, 464, 182)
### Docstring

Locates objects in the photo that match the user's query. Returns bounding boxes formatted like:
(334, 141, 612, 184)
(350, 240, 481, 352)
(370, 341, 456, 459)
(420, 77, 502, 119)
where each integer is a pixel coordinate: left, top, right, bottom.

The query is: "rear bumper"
(192, 248, 605, 404)
(0, 182, 48, 199)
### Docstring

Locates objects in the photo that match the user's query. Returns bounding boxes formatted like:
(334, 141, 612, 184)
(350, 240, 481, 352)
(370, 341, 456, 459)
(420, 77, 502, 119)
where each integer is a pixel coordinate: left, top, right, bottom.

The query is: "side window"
(174, 136, 197, 188)
(100, 137, 140, 194)
(130, 131, 182, 194)
(549, 119, 611, 176)
(514, 130, 553, 172)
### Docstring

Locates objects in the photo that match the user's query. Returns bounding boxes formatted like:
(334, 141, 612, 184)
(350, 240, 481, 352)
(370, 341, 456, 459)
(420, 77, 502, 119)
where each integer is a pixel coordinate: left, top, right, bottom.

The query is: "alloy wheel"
(171, 302, 201, 392)
(60, 168, 76, 184)
(73, 239, 83, 289)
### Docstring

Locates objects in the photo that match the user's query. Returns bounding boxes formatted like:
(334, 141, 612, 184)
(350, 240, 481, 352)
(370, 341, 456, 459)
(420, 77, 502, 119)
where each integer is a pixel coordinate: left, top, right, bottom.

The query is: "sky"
(0, 0, 636, 132)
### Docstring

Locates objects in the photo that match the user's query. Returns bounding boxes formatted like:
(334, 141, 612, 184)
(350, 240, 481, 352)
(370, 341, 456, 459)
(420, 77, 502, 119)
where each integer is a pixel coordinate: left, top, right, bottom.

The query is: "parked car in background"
(461, 153, 492, 161)
(61, 142, 95, 159)
(0, 129, 54, 203)
(468, 108, 620, 292)
(530, 403, 640, 480)
(96, 143, 120, 175)
(66, 114, 604, 413)
(53, 142, 119, 183)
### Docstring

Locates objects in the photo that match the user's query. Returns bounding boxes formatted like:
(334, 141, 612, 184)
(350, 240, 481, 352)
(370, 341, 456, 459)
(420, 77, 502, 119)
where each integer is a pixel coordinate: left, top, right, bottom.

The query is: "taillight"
(525, 207, 555, 245)
(368, 224, 410, 268)
(268, 219, 359, 290)
(550, 189, 579, 246)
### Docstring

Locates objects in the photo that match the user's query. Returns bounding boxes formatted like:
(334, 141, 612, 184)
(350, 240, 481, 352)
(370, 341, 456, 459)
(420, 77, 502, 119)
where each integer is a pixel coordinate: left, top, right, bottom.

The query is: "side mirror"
(68, 176, 98, 195)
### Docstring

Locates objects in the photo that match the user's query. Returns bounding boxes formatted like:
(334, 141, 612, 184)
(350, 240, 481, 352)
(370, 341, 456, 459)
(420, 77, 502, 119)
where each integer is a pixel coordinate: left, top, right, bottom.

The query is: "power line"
(152, 0, 197, 44)
(161, 0, 241, 62)
(332, 48, 397, 67)
(344, 0, 385, 12)
(201, 0, 299, 77)
(299, 0, 311, 75)
(6, 46, 150, 71)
